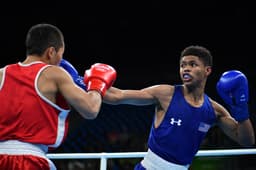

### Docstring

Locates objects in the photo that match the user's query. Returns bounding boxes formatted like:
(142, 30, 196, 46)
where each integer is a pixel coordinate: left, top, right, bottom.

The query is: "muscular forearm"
(237, 119, 255, 146)
(103, 87, 123, 104)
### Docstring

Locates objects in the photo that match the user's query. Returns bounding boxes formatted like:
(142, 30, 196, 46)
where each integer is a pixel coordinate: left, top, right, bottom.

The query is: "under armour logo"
(170, 118, 182, 126)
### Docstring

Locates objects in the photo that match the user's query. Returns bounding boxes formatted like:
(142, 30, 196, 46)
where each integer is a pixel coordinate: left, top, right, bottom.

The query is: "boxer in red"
(0, 23, 116, 170)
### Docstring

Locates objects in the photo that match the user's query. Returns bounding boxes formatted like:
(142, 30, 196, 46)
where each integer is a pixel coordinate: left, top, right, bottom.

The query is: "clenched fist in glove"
(216, 70, 249, 122)
(84, 63, 116, 97)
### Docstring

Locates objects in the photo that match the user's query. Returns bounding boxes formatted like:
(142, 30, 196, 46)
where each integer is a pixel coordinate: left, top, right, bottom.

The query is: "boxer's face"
(179, 55, 211, 87)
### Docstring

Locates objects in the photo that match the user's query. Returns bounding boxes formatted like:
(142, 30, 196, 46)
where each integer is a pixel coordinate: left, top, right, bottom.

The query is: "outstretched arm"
(104, 86, 160, 106)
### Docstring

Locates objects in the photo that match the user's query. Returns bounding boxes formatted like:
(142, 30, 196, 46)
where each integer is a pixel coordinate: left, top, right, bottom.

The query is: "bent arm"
(54, 66, 102, 119)
(212, 100, 255, 146)
(103, 86, 158, 106)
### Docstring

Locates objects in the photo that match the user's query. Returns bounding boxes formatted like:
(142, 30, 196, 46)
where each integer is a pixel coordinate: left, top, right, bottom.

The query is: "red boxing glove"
(84, 63, 116, 96)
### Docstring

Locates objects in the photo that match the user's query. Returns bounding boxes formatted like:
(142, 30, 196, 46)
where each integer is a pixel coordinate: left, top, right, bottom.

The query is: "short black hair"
(180, 45, 213, 66)
(25, 23, 64, 56)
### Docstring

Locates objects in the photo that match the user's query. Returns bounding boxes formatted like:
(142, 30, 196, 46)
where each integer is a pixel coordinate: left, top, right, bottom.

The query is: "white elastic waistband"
(141, 149, 189, 170)
(0, 140, 48, 158)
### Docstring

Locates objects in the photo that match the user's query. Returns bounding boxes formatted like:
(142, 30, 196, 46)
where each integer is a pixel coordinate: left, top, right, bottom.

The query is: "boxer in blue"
(103, 45, 255, 170)
(61, 45, 255, 170)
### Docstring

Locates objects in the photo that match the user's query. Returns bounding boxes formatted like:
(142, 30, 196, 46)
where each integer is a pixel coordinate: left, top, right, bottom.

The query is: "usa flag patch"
(198, 122, 210, 132)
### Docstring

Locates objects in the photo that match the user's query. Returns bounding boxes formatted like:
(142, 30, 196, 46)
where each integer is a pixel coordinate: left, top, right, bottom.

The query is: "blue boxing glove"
(59, 59, 87, 90)
(216, 70, 249, 122)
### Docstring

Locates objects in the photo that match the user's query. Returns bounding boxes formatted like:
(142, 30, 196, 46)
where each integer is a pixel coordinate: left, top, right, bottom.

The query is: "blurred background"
(1, 1, 256, 169)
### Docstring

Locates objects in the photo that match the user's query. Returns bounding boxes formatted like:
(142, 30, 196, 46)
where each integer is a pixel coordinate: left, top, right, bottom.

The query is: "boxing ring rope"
(47, 148, 256, 170)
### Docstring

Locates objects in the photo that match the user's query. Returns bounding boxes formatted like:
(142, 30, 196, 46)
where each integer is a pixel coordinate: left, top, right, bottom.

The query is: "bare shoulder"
(144, 84, 175, 99)
(37, 65, 74, 102)
(209, 98, 229, 118)
(143, 84, 173, 92)
(37, 65, 73, 91)
(155, 84, 174, 94)
(41, 65, 71, 81)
